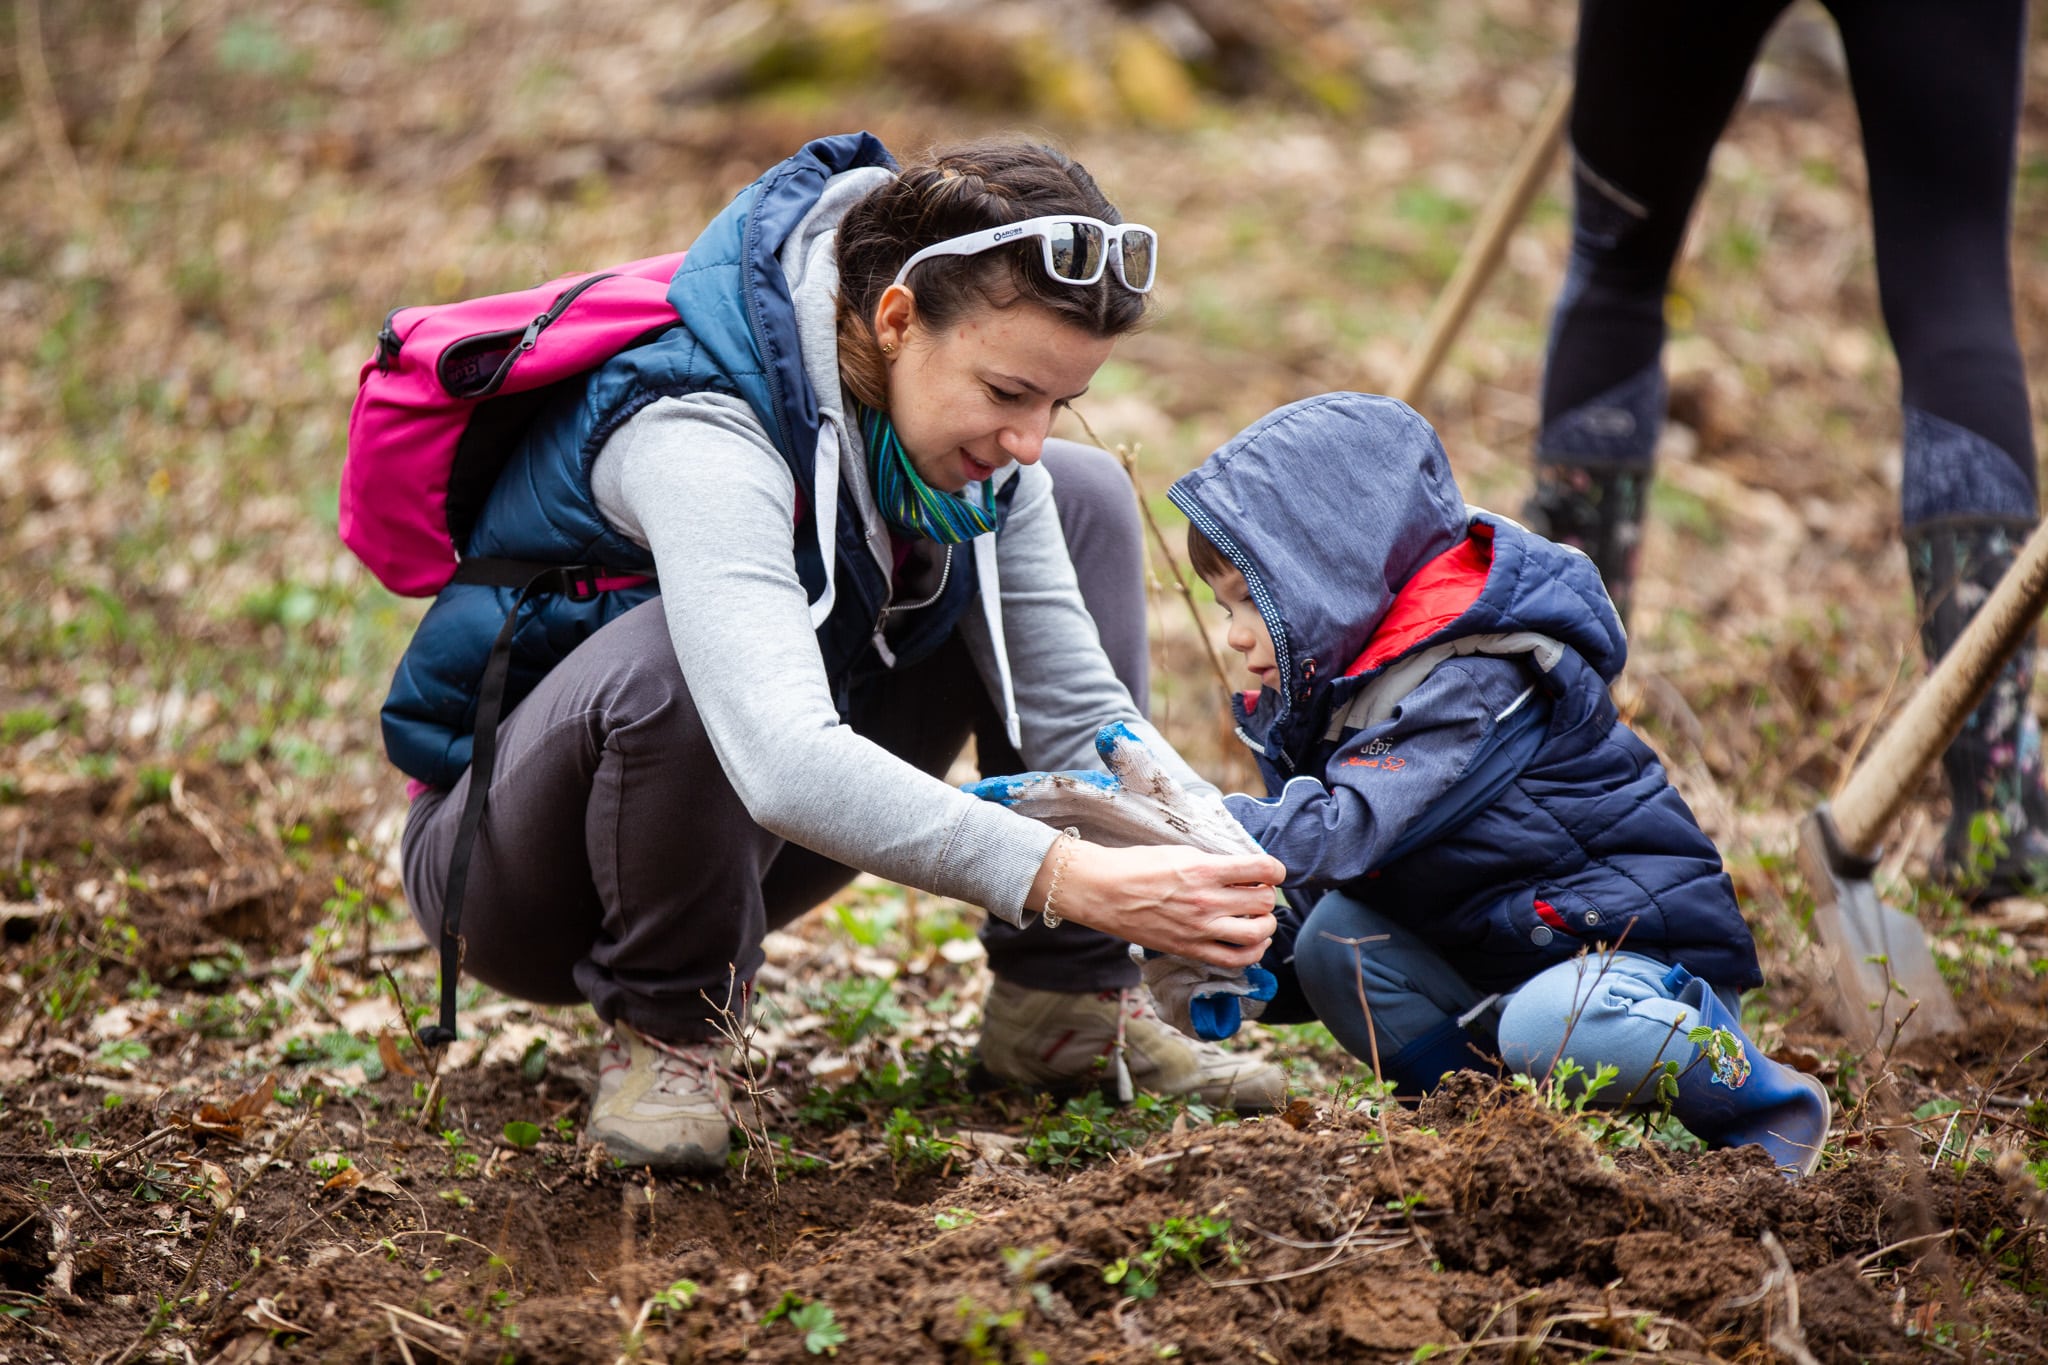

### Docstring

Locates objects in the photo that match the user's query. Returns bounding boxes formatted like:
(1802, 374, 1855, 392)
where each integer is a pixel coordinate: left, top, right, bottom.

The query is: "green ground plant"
(795, 1045, 974, 1124)
(762, 1292, 846, 1356)
(1103, 1209, 1243, 1299)
(1024, 1092, 1219, 1169)
(808, 976, 911, 1048)
(953, 1296, 1045, 1365)
(882, 1107, 967, 1173)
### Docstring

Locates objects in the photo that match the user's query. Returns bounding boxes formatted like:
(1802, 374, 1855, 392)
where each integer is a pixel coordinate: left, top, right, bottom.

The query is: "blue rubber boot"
(1663, 967, 1830, 1178)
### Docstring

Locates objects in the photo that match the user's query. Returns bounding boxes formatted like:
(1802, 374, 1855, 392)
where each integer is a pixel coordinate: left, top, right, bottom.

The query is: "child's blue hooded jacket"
(1168, 393, 1761, 991)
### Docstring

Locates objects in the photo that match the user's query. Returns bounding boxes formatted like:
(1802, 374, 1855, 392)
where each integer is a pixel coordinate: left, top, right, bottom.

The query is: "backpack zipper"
(434, 271, 620, 399)
(490, 271, 618, 395)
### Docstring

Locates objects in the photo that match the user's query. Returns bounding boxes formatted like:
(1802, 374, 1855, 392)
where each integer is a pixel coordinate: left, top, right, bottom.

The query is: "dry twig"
(703, 966, 778, 1199)
(13, 0, 99, 236)
(1760, 1230, 1822, 1365)
(1068, 406, 1234, 698)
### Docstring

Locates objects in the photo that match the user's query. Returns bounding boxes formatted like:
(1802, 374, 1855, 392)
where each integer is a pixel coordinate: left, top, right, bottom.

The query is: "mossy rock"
(1109, 26, 1199, 130)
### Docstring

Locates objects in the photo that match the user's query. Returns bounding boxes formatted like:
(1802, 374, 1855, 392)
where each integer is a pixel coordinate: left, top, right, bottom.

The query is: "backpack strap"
(417, 557, 655, 1048)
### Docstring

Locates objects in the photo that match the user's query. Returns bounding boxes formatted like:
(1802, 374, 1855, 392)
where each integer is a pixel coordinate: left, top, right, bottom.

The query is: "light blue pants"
(1291, 892, 1740, 1100)
(1496, 950, 1745, 1105)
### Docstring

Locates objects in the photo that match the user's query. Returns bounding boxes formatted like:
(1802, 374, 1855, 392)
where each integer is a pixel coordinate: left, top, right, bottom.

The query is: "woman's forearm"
(1027, 838, 1283, 967)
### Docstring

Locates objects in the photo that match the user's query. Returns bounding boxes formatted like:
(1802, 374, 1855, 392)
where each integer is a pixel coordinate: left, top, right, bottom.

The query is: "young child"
(1167, 392, 1830, 1176)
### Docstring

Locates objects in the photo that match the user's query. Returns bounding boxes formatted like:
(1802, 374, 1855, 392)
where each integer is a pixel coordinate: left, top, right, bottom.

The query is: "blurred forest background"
(6, 0, 2048, 840)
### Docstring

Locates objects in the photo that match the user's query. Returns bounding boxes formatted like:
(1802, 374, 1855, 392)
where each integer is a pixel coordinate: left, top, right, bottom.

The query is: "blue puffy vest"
(381, 133, 984, 788)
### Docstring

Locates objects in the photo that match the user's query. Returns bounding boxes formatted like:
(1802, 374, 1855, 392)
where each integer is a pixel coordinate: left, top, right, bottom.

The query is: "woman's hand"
(1028, 839, 1283, 968)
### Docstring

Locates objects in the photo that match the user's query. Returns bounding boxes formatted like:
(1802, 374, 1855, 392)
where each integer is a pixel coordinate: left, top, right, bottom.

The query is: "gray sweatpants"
(400, 440, 1150, 1042)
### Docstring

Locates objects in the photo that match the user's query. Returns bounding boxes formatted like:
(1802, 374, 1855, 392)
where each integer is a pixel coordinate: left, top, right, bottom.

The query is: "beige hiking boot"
(974, 979, 1287, 1111)
(588, 1022, 733, 1172)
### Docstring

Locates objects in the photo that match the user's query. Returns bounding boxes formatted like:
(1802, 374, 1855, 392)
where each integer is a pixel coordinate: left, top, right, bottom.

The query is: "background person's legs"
(1832, 0, 2047, 892)
(1527, 0, 1792, 623)
(1289, 892, 1498, 1093)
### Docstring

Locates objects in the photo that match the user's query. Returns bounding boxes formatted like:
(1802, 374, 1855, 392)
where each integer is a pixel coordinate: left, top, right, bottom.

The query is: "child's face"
(1203, 565, 1278, 689)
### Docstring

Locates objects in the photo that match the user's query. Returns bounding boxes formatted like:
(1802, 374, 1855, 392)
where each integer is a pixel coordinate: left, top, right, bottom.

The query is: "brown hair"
(835, 139, 1151, 409)
(1186, 523, 1234, 585)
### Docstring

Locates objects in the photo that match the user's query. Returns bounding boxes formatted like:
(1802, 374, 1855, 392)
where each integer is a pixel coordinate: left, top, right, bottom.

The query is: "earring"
(881, 341, 896, 355)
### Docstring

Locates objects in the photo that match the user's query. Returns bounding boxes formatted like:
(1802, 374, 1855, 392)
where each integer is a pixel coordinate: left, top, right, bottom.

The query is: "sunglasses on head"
(890, 215, 1158, 295)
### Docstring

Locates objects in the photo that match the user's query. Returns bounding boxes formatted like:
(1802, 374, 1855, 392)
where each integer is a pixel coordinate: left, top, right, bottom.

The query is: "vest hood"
(667, 132, 895, 471)
(1168, 393, 1627, 741)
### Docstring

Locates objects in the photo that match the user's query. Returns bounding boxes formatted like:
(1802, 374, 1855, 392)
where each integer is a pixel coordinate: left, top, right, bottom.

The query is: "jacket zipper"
(875, 543, 953, 633)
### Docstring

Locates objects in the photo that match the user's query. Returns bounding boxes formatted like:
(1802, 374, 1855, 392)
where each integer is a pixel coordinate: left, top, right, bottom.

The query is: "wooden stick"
(1393, 79, 1572, 409)
(1068, 407, 1236, 699)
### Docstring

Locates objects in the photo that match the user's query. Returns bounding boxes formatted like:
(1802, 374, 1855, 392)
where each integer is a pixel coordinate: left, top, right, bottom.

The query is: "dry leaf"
(193, 1159, 236, 1209)
(377, 1033, 416, 1077)
(169, 1074, 277, 1144)
(1277, 1097, 1316, 1130)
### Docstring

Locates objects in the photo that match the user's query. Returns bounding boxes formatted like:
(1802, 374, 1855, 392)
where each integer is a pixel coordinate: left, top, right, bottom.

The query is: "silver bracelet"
(1040, 827, 1080, 928)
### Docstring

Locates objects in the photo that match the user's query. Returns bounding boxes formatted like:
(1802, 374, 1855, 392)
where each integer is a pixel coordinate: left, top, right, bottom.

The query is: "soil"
(3, 756, 2046, 1361)
(9, 1033, 2048, 1363)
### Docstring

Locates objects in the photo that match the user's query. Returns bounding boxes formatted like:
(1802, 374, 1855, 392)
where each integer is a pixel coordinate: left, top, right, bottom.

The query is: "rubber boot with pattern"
(973, 979, 1287, 1111)
(1522, 462, 1652, 628)
(1525, 360, 1665, 628)
(1906, 518, 2048, 902)
(1661, 966, 1830, 1178)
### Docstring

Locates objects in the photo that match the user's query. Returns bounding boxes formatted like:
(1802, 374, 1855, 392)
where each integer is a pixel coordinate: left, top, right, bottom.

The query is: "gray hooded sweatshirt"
(588, 166, 1209, 925)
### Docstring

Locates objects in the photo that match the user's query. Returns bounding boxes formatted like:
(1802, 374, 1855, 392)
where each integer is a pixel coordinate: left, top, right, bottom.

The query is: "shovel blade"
(1796, 812, 1963, 1049)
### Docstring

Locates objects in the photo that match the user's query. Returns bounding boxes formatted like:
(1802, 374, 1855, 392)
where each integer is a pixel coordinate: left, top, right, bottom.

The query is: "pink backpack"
(342, 252, 683, 1047)
(341, 251, 687, 597)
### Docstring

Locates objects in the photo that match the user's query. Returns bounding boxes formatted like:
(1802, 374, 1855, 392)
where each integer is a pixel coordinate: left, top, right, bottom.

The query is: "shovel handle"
(1831, 517, 2048, 855)
(1392, 79, 1572, 409)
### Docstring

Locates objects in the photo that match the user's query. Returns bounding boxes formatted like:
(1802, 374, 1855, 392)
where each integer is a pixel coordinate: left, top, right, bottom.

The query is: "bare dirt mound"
(200, 1080, 2048, 1363)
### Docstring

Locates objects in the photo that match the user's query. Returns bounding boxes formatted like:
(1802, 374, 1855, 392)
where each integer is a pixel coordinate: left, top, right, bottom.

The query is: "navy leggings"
(1542, 0, 2036, 528)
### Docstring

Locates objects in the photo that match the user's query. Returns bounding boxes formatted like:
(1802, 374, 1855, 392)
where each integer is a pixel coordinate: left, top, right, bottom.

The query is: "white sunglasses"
(890, 215, 1158, 294)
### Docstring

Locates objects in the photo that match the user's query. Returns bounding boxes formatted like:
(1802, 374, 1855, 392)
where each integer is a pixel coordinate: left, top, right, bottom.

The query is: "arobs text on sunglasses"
(892, 215, 1159, 294)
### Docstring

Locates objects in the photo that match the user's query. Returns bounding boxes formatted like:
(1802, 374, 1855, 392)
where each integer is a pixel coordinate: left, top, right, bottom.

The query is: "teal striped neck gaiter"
(856, 401, 1000, 543)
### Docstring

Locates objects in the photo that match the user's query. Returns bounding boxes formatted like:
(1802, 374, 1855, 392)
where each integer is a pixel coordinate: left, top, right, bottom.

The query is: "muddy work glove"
(964, 722, 1276, 1041)
(1134, 946, 1279, 1041)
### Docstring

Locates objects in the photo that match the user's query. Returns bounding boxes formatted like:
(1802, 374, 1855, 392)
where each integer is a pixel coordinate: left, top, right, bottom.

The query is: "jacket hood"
(1168, 393, 1626, 731)
(666, 131, 896, 479)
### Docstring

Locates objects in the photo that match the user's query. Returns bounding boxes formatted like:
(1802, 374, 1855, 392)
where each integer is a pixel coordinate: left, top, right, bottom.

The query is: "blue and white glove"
(964, 722, 1278, 1042)
(1134, 946, 1279, 1041)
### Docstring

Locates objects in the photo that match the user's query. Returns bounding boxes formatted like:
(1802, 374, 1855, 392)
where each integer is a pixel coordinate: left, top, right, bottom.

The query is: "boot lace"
(616, 1025, 743, 1124)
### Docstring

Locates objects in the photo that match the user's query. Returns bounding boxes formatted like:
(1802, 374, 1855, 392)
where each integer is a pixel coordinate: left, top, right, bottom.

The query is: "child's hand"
(1135, 946, 1279, 1040)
